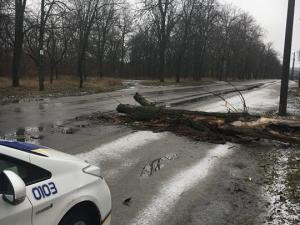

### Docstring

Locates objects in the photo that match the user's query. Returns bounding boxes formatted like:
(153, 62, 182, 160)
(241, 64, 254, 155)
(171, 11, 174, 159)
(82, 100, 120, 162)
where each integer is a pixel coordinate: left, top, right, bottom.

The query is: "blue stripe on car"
(0, 140, 48, 156)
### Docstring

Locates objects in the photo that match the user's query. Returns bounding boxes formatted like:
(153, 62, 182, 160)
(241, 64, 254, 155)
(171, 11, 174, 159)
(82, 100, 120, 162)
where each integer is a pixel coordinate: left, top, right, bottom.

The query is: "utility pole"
(291, 52, 295, 81)
(279, 0, 295, 116)
(299, 70, 300, 88)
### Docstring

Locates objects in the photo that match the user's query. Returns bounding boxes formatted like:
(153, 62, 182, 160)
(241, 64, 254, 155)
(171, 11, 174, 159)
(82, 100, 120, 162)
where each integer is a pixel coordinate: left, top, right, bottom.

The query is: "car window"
(0, 155, 51, 186)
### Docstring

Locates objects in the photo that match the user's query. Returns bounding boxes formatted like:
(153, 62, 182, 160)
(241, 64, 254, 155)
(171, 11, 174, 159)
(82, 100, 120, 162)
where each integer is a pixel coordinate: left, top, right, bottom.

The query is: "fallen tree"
(115, 93, 300, 144)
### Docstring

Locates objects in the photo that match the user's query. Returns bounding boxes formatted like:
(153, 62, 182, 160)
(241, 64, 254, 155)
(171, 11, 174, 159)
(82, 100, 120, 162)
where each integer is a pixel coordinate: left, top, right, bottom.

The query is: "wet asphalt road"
(0, 80, 273, 135)
(0, 80, 289, 225)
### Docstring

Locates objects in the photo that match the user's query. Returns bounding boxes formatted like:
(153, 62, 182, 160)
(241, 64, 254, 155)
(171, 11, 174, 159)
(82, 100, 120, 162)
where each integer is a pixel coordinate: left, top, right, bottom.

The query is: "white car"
(0, 140, 111, 225)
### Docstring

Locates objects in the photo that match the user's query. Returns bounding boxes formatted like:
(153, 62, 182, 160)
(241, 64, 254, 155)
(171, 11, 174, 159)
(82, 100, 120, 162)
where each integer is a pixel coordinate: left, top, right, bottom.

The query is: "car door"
(0, 157, 32, 225)
(0, 194, 32, 225)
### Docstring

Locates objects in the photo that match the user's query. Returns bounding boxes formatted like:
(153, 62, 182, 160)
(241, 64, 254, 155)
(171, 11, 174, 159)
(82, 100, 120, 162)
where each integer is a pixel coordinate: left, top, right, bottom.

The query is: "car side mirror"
(0, 170, 26, 205)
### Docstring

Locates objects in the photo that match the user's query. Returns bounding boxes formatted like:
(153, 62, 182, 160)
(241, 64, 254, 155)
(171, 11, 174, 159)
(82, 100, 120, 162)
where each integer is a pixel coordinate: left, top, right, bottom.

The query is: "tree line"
(0, 0, 282, 89)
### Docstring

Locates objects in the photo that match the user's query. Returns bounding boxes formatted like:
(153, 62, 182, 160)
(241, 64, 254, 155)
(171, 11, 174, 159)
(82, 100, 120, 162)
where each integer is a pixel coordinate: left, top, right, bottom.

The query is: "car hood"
(33, 147, 85, 163)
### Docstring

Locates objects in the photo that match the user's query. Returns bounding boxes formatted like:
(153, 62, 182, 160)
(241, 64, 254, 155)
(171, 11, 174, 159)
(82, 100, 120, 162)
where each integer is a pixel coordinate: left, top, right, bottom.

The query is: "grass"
(140, 77, 215, 87)
(0, 76, 123, 103)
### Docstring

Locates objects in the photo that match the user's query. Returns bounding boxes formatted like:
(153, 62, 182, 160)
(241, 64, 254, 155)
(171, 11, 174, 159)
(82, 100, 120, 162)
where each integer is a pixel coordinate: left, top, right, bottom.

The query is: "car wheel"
(59, 208, 98, 225)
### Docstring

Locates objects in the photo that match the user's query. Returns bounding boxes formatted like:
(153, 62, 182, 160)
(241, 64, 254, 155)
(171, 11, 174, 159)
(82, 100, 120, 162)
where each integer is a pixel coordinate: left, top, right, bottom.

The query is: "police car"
(0, 140, 111, 225)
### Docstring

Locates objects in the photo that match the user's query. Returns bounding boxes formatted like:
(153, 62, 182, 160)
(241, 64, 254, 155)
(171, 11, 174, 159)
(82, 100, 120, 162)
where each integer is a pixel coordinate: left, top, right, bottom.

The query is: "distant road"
(0, 79, 276, 135)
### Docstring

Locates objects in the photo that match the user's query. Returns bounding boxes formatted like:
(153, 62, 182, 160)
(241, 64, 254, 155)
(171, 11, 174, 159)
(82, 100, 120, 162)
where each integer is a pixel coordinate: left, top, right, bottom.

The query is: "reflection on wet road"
(1, 79, 295, 225)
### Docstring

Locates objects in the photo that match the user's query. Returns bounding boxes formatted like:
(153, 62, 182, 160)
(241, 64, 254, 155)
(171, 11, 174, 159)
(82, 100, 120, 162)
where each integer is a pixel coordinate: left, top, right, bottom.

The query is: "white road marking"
(76, 131, 166, 164)
(129, 144, 234, 225)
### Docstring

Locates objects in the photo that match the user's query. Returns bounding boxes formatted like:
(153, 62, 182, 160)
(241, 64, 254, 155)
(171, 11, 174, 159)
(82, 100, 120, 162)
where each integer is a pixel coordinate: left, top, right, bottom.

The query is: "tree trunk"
(97, 31, 106, 78)
(78, 51, 84, 88)
(50, 63, 54, 84)
(98, 57, 104, 78)
(158, 6, 166, 83)
(78, 32, 89, 88)
(38, 0, 45, 91)
(11, 0, 26, 87)
(55, 65, 58, 79)
(119, 27, 126, 77)
(176, 47, 185, 83)
(116, 94, 300, 145)
(158, 41, 165, 83)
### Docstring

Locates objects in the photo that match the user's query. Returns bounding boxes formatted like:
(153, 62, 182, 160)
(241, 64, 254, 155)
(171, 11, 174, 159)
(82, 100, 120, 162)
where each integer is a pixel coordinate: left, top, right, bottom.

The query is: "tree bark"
(12, 0, 26, 87)
(116, 93, 300, 144)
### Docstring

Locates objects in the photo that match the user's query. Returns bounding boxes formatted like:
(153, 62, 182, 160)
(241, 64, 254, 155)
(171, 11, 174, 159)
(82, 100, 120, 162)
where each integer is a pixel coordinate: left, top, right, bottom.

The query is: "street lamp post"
(279, 0, 296, 116)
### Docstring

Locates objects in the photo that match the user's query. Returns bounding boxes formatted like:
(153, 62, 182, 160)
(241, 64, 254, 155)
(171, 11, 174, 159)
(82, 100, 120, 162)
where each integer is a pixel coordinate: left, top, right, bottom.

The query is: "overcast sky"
(221, 0, 300, 65)
(130, 0, 300, 65)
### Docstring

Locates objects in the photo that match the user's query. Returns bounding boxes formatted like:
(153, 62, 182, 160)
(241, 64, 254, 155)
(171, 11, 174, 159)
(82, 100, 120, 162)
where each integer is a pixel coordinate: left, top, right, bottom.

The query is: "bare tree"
(46, 18, 68, 83)
(0, 0, 282, 89)
(194, 0, 218, 80)
(94, 0, 116, 77)
(129, 0, 281, 81)
(70, 0, 101, 88)
(143, 0, 178, 82)
(12, 0, 27, 87)
(117, 4, 132, 77)
(37, 0, 59, 91)
(174, 0, 197, 82)
(0, 0, 13, 76)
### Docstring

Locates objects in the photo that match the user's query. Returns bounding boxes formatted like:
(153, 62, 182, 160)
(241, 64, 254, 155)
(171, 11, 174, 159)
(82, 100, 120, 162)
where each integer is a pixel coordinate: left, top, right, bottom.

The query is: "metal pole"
(291, 52, 295, 81)
(279, 0, 296, 116)
(299, 70, 300, 88)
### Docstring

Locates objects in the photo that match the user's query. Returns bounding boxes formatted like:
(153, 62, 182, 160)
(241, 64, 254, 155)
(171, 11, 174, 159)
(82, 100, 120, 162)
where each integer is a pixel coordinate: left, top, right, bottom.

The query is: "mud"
(140, 153, 179, 177)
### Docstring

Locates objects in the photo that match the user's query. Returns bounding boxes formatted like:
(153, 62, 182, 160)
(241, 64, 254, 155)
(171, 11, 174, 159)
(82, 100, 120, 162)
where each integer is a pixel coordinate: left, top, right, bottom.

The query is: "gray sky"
(220, 0, 300, 65)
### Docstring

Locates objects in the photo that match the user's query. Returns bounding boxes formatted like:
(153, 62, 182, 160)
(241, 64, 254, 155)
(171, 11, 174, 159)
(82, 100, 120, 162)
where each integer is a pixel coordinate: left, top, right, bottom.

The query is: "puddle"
(74, 121, 90, 128)
(2, 128, 42, 144)
(130, 145, 234, 225)
(51, 126, 78, 134)
(140, 153, 179, 177)
(39, 103, 49, 110)
(0, 121, 79, 143)
(14, 107, 22, 113)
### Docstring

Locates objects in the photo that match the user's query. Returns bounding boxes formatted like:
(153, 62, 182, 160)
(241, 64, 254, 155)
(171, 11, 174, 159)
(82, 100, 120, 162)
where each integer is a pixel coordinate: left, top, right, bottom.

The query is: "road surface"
(0, 80, 297, 225)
